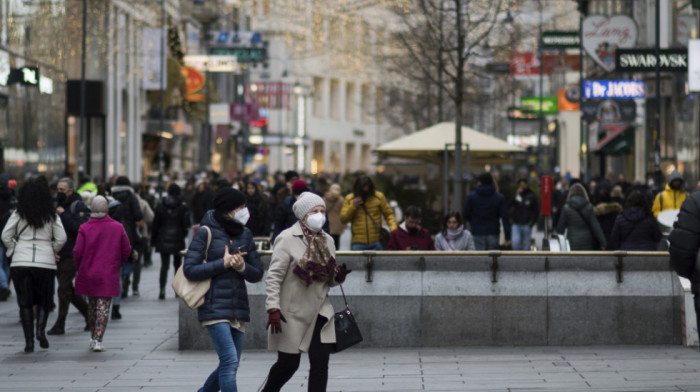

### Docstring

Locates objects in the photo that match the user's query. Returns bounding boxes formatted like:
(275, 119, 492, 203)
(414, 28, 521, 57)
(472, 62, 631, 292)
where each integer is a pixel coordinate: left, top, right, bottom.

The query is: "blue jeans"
(511, 224, 532, 251)
(0, 245, 9, 289)
(200, 322, 244, 392)
(473, 235, 499, 251)
(351, 241, 384, 251)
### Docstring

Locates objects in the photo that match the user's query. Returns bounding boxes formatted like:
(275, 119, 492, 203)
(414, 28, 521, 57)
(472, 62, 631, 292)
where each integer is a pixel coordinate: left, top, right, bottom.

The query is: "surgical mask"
(306, 212, 326, 231)
(55, 192, 67, 204)
(232, 208, 250, 225)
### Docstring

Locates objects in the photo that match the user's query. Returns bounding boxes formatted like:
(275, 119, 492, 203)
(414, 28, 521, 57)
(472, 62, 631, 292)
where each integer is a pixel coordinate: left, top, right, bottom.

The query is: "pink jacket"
(73, 216, 131, 297)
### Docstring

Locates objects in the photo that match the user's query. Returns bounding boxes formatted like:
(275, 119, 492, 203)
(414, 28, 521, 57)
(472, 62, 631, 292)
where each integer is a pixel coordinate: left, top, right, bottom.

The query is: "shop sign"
(520, 96, 558, 115)
(184, 55, 239, 72)
(581, 99, 636, 123)
(510, 53, 539, 76)
(8, 66, 39, 87)
(615, 48, 687, 72)
(688, 39, 700, 91)
(39, 75, 53, 95)
(182, 65, 205, 101)
(507, 107, 540, 121)
(582, 15, 638, 72)
(542, 31, 580, 49)
(582, 80, 644, 99)
(557, 89, 580, 111)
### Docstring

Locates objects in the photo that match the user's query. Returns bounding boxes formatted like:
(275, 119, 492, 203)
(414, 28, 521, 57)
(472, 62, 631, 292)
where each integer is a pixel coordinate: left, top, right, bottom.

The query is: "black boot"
(111, 305, 122, 320)
(47, 317, 65, 335)
(36, 308, 49, 349)
(19, 308, 34, 353)
(121, 275, 130, 299)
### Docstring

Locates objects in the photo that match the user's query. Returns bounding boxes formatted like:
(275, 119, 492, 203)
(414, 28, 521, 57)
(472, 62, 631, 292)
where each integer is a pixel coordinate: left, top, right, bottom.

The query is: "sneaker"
(132, 290, 140, 297)
(89, 339, 96, 350)
(92, 341, 105, 352)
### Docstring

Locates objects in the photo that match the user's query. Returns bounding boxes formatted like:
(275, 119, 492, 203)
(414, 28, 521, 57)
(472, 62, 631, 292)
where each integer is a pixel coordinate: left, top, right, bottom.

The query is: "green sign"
(520, 96, 558, 115)
(542, 31, 580, 49)
(209, 47, 268, 63)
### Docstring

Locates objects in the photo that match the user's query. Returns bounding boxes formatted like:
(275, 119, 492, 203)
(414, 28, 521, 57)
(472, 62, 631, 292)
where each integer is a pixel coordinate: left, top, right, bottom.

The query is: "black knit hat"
(214, 187, 246, 213)
(285, 170, 300, 182)
(478, 173, 494, 186)
(168, 183, 181, 196)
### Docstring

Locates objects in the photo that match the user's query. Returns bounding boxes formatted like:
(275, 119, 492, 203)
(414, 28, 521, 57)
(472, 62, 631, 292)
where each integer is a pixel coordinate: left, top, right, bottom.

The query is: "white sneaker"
(89, 339, 96, 350)
(92, 341, 105, 352)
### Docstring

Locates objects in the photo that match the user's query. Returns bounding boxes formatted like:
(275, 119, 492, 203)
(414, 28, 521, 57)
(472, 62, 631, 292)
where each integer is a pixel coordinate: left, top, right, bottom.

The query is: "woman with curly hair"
(1, 179, 66, 353)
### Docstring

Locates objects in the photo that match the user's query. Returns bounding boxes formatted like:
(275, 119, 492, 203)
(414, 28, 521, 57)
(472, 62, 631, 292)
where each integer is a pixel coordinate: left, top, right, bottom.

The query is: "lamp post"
(293, 82, 307, 172)
(78, 0, 87, 181)
(158, 0, 165, 196)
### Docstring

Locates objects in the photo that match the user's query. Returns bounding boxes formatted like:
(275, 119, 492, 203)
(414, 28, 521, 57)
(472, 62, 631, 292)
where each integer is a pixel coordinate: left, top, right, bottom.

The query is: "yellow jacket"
(340, 191, 397, 245)
(652, 184, 687, 217)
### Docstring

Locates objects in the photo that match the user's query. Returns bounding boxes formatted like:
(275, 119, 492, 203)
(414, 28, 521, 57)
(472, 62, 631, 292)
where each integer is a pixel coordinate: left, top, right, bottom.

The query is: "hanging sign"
(615, 48, 688, 72)
(542, 31, 580, 49)
(582, 80, 645, 99)
(582, 15, 638, 72)
(689, 39, 700, 91)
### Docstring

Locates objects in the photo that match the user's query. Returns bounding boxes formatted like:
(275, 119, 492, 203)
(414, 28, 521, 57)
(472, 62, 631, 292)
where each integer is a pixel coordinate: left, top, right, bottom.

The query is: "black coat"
(152, 195, 191, 254)
(609, 207, 661, 251)
(669, 191, 700, 281)
(509, 188, 539, 226)
(111, 186, 144, 247)
(245, 193, 270, 236)
(56, 192, 89, 259)
(594, 202, 623, 242)
(271, 194, 298, 243)
(183, 210, 263, 323)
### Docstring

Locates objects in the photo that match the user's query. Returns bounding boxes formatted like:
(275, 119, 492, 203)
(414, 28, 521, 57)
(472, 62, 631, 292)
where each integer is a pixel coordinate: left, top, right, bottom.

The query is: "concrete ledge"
(178, 251, 683, 350)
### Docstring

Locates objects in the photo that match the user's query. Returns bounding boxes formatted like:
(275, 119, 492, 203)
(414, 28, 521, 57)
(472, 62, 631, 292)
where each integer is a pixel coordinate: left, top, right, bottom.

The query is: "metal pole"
(158, 0, 165, 195)
(79, 0, 87, 179)
(443, 144, 449, 216)
(654, 0, 662, 190)
(536, 0, 544, 174)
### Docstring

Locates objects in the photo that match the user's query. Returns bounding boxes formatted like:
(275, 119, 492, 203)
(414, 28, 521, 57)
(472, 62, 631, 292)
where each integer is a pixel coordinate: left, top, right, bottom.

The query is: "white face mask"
(305, 212, 326, 231)
(232, 208, 250, 225)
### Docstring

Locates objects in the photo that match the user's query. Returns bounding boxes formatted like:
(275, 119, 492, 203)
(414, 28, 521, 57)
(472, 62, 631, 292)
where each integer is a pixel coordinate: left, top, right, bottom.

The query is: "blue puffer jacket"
(462, 185, 511, 240)
(183, 210, 264, 323)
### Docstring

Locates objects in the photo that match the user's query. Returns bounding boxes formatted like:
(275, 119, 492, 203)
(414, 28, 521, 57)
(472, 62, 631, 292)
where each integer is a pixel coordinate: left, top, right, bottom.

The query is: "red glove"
(334, 264, 352, 283)
(266, 310, 285, 334)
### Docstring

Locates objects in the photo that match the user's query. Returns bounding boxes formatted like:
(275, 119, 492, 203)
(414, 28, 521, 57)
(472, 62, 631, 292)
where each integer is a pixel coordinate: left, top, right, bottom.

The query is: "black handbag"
(331, 285, 363, 353)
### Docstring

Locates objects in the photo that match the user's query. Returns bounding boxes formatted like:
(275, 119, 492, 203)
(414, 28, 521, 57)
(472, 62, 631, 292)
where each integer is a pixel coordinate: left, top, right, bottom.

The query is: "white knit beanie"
(91, 195, 108, 219)
(293, 192, 325, 220)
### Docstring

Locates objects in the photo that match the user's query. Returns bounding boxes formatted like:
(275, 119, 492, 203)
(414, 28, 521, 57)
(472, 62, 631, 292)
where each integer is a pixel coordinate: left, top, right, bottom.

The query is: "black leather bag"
(331, 285, 363, 353)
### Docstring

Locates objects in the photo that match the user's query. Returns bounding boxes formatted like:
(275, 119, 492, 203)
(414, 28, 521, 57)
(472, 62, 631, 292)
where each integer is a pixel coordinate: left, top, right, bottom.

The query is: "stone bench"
(178, 251, 682, 350)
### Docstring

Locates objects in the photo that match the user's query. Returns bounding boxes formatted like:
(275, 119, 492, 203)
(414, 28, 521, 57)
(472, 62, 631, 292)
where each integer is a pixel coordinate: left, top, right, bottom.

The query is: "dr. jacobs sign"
(615, 48, 687, 72)
(582, 80, 645, 99)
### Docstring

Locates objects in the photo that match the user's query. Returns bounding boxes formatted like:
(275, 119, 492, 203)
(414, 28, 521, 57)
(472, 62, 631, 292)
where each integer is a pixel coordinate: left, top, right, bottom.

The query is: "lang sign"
(582, 80, 645, 99)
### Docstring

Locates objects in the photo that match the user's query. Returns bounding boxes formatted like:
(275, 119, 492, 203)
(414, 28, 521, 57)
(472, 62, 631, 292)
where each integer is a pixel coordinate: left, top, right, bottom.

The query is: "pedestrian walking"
(323, 183, 345, 250)
(47, 177, 90, 335)
(434, 212, 475, 251)
(151, 184, 191, 300)
(508, 179, 539, 250)
(340, 175, 397, 251)
(652, 170, 688, 217)
(608, 190, 661, 251)
(261, 192, 350, 392)
(556, 183, 607, 250)
(111, 176, 144, 299)
(0, 173, 16, 301)
(73, 196, 131, 352)
(244, 181, 270, 237)
(387, 206, 434, 250)
(271, 180, 308, 242)
(1, 179, 67, 352)
(462, 173, 511, 250)
(183, 188, 263, 392)
(131, 189, 154, 295)
(593, 187, 623, 245)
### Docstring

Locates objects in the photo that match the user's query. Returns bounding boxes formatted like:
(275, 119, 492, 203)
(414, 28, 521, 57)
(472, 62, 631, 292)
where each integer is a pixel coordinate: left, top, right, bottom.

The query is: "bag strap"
(201, 226, 212, 263)
(572, 207, 593, 233)
(360, 204, 381, 232)
(338, 284, 349, 307)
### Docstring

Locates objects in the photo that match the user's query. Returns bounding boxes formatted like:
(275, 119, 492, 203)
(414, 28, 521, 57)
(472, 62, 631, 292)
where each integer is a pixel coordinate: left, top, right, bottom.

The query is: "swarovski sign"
(615, 48, 688, 72)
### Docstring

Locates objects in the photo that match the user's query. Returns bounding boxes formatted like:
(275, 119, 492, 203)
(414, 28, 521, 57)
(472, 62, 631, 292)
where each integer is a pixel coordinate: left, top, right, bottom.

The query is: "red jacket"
(387, 223, 434, 251)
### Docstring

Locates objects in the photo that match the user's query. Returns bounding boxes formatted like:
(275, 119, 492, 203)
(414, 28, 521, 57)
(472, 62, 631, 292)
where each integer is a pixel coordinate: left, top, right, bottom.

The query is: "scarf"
(446, 225, 464, 241)
(293, 223, 336, 287)
(214, 210, 244, 238)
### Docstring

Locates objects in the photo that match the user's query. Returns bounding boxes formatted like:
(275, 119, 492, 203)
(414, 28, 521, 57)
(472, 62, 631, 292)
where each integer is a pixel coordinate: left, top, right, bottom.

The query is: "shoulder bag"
(361, 204, 390, 248)
(331, 284, 363, 353)
(172, 226, 212, 309)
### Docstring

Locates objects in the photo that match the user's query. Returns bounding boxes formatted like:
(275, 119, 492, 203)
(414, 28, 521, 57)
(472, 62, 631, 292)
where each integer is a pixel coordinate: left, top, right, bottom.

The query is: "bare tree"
(384, 0, 510, 209)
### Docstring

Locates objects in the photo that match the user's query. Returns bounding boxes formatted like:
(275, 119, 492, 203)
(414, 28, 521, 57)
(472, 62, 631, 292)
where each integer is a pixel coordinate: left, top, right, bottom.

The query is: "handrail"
(256, 250, 669, 257)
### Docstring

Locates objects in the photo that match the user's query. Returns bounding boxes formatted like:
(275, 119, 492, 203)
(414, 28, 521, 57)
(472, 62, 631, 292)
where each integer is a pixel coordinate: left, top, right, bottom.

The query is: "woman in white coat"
(1, 179, 66, 352)
(261, 192, 350, 392)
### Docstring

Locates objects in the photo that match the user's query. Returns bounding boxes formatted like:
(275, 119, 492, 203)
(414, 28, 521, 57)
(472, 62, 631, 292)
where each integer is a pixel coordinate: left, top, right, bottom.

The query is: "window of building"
(330, 79, 340, 120)
(346, 82, 356, 122)
(313, 76, 324, 118)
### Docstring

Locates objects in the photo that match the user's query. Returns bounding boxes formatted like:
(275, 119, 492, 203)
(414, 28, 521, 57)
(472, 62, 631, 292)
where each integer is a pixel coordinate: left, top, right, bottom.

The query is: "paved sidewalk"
(1, 260, 700, 391)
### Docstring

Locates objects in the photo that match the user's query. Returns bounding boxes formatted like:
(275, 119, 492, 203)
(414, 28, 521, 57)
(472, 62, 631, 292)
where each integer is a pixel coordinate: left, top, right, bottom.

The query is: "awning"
(592, 126, 633, 155)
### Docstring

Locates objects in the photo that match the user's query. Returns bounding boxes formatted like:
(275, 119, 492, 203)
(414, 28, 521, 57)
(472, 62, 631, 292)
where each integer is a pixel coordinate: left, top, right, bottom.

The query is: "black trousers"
(12, 267, 55, 311)
(159, 253, 182, 290)
(54, 257, 88, 325)
(262, 316, 331, 392)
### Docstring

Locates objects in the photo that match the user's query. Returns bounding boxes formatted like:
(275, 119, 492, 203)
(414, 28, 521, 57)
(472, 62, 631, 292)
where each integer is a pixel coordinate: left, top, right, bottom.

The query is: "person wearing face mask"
(651, 170, 688, 218)
(261, 192, 351, 392)
(151, 184, 192, 300)
(386, 206, 434, 251)
(183, 187, 263, 392)
(47, 177, 90, 336)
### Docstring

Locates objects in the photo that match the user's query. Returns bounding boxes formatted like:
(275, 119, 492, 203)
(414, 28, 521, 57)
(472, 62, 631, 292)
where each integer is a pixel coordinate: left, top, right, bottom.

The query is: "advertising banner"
(520, 96, 558, 115)
(580, 99, 636, 123)
(541, 175, 553, 216)
(582, 15, 638, 72)
(615, 48, 688, 72)
(689, 39, 700, 91)
(142, 28, 167, 90)
(582, 80, 645, 99)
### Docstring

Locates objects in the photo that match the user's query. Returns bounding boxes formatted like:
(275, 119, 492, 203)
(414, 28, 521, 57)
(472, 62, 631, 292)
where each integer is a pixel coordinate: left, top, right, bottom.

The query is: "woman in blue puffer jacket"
(184, 187, 264, 392)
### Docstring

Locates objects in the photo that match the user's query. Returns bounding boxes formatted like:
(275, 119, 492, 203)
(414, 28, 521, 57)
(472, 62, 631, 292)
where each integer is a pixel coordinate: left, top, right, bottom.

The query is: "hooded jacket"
(593, 201, 623, 242)
(183, 210, 263, 323)
(111, 185, 144, 247)
(151, 194, 191, 254)
(556, 184, 607, 250)
(669, 192, 700, 281)
(56, 191, 89, 259)
(462, 185, 511, 239)
(386, 221, 434, 251)
(652, 171, 687, 217)
(245, 192, 270, 236)
(608, 206, 661, 251)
